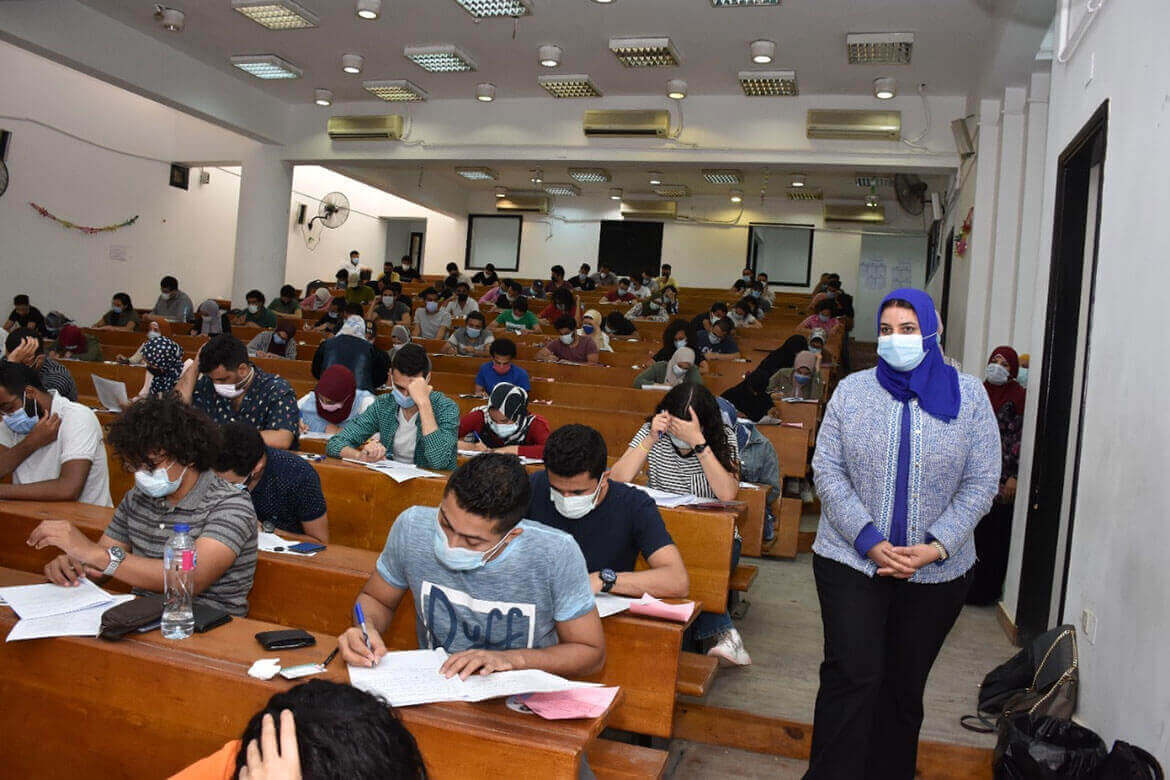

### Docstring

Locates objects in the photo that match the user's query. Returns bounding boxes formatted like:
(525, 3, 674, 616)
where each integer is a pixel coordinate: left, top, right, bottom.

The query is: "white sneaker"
(707, 627, 752, 667)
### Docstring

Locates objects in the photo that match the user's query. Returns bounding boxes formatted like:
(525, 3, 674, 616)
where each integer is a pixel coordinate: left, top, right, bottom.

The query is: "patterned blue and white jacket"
(811, 368, 1001, 583)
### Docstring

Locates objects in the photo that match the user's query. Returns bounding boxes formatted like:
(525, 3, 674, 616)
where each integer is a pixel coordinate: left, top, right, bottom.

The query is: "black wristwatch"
(692, 441, 709, 455)
(600, 569, 617, 593)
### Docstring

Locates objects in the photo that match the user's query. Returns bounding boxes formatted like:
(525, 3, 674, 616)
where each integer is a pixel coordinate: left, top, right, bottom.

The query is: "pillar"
(961, 98, 1002, 370)
(986, 86, 1028, 352)
(231, 144, 293, 305)
(1012, 72, 1051, 348)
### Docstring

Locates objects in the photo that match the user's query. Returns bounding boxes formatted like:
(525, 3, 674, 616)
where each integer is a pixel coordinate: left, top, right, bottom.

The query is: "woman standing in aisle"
(805, 289, 1000, 780)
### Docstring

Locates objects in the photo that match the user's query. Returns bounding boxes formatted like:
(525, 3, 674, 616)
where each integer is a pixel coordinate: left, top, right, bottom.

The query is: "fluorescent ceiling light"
(494, 186, 507, 198)
(355, 0, 381, 19)
(647, 171, 662, 185)
(846, 32, 914, 64)
(231, 54, 303, 80)
(750, 39, 775, 64)
(530, 169, 543, 183)
(592, 0, 615, 3)
(544, 182, 581, 197)
(569, 168, 611, 183)
(790, 173, 807, 187)
(341, 53, 364, 74)
(363, 79, 428, 101)
(855, 174, 893, 188)
(405, 44, 477, 73)
(609, 37, 681, 68)
(729, 189, 744, 203)
(538, 45, 562, 68)
(609, 187, 623, 200)
(666, 79, 687, 100)
(711, 0, 780, 6)
(739, 70, 798, 96)
(231, 0, 318, 29)
(476, 82, 496, 102)
(314, 88, 332, 106)
(787, 188, 822, 201)
(455, 167, 498, 181)
(538, 75, 602, 98)
(702, 169, 742, 184)
(452, 0, 532, 19)
(653, 184, 690, 198)
(873, 77, 897, 100)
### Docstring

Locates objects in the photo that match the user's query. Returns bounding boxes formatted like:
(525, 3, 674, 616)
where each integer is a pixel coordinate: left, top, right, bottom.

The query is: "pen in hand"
(354, 602, 374, 653)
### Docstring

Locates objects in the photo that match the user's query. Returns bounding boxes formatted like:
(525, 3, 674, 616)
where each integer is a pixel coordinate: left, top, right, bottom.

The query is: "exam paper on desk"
(0, 578, 115, 620)
(7, 594, 135, 641)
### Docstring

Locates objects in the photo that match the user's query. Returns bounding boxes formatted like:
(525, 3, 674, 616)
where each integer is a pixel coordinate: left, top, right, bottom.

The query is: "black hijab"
(720, 335, 808, 421)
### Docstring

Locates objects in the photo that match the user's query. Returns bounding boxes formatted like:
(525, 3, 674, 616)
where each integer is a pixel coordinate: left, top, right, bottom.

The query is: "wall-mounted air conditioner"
(824, 203, 886, 223)
(583, 110, 671, 138)
(327, 115, 404, 141)
(497, 193, 550, 214)
(807, 110, 901, 141)
(621, 200, 677, 220)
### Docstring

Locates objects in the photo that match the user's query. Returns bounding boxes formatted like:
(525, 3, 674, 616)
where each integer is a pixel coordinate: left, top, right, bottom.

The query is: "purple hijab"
(874, 288, 961, 423)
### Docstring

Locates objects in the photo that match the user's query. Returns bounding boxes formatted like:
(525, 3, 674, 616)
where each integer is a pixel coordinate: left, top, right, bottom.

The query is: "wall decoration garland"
(29, 201, 138, 234)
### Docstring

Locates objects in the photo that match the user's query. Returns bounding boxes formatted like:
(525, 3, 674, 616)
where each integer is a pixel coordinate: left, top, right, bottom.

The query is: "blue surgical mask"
(3, 393, 38, 436)
(742, 274, 752, 282)
(432, 517, 511, 571)
(272, 333, 286, 345)
(985, 363, 1009, 386)
(392, 387, 415, 408)
(750, 290, 760, 298)
(112, 305, 124, 314)
(619, 288, 629, 296)
(674, 338, 687, 350)
(135, 462, 187, 498)
(877, 334, 928, 372)
(425, 301, 439, 314)
(583, 325, 595, 335)
(465, 326, 482, 339)
(709, 335, 722, 345)
(672, 364, 689, 377)
(795, 373, 811, 385)
(328, 310, 339, 319)
(1017, 367, 1029, 387)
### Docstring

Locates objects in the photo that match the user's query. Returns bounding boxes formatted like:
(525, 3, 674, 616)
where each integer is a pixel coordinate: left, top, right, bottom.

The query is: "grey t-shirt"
(447, 326, 494, 353)
(376, 506, 595, 652)
(413, 307, 452, 339)
(152, 291, 194, 322)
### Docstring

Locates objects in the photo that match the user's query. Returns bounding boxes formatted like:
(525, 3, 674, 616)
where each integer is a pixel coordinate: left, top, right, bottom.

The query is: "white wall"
(853, 234, 929, 342)
(1002, 0, 1170, 764)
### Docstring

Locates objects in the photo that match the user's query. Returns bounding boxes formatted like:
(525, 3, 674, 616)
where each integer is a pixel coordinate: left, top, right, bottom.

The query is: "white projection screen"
(747, 223, 814, 287)
(466, 214, 522, 271)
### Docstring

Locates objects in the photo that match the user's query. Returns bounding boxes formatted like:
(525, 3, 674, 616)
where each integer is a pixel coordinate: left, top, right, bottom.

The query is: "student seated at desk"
(0, 362, 111, 505)
(471, 262, 499, 288)
(442, 310, 494, 357)
(309, 297, 346, 334)
(538, 287, 581, 326)
(151, 275, 195, 324)
(603, 311, 639, 340)
(32, 396, 258, 616)
(173, 680, 426, 780)
(337, 453, 605, 683)
(268, 284, 301, 316)
(191, 299, 232, 338)
(492, 295, 540, 335)
(373, 282, 412, 327)
(301, 284, 331, 314)
(50, 324, 102, 362)
(346, 271, 376, 307)
(569, 263, 596, 291)
(298, 365, 375, 435)
(216, 421, 329, 543)
(178, 334, 299, 450)
(728, 298, 763, 329)
(233, 289, 278, 329)
(442, 282, 479, 319)
(247, 325, 298, 360)
(648, 319, 706, 372)
(413, 288, 452, 340)
(808, 327, 835, 367)
(690, 302, 728, 336)
(693, 317, 739, 362)
(634, 347, 701, 389)
(5, 294, 47, 336)
(311, 314, 389, 393)
(459, 383, 549, 459)
(134, 336, 186, 400)
(326, 344, 458, 470)
(5, 329, 79, 401)
(591, 263, 618, 288)
(767, 350, 823, 401)
(475, 338, 530, 395)
(529, 424, 688, 599)
(601, 278, 636, 304)
(92, 292, 140, 331)
(535, 317, 599, 364)
(799, 298, 843, 337)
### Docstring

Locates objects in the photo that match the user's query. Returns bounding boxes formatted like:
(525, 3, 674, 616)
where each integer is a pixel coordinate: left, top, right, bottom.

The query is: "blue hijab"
(874, 288, 961, 423)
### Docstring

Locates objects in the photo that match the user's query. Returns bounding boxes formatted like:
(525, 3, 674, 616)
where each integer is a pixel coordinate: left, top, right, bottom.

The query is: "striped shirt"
(40, 357, 78, 402)
(628, 422, 740, 499)
(104, 470, 258, 615)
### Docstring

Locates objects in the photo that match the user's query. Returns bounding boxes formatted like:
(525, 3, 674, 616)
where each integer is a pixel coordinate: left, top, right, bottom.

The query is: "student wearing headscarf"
(135, 336, 186, 399)
(807, 328, 835, 367)
(720, 335, 806, 421)
(388, 325, 412, 359)
(191, 300, 230, 337)
(633, 347, 701, 389)
(298, 365, 375, 435)
(806, 289, 1000, 780)
(578, 309, 611, 352)
(966, 346, 1027, 606)
(767, 350, 824, 400)
(51, 324, 102, 362)
(457, 382, 550, 460)
(311, 316, 389, 392)
(301, 285, 332, 313)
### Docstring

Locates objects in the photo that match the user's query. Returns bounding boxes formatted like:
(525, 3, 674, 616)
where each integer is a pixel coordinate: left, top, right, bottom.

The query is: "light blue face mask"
(465, 327, 482, 339)
(392, 387, 415, 408)
(674, 338, 688, 350)
(112, 305, 124, 314)
(877, 333, 930, 372)
(3, 392, 38, 436)
(1017, 367, 1028, 387)
(433, 518, 511, 571)
(135, 462, 188, 498)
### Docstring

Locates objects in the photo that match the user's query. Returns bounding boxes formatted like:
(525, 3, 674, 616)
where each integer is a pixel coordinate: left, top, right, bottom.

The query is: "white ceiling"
(77, 0, 1053, 104)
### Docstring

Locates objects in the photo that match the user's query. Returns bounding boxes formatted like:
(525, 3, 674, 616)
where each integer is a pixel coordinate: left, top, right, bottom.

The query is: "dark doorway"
(1015, 101, 1108, 641)
(939, 227, 955, 350)
(409, 232, 424, 267)
(598, 220, 664, 279)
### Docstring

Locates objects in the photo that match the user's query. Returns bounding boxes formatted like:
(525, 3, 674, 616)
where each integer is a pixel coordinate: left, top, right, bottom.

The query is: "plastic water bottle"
(162, 523, 196, 639)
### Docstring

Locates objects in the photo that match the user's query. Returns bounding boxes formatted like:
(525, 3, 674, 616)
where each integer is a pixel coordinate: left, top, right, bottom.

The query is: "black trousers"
(967, 501, 1013, 606)
(804, 555, 972, 780)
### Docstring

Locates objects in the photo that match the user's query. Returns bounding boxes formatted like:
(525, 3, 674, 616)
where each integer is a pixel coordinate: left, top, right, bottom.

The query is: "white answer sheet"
(6, 594, 135, 642)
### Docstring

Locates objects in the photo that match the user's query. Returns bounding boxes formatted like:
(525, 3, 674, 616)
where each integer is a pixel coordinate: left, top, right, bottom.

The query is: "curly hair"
(649, 383, 739, 476)
(661, 318, 693, 353)
(444, 453, 532, 532)
(108, 395, 220, 471)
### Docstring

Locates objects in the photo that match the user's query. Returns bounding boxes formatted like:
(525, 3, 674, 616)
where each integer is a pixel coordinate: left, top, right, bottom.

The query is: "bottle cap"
(174, 523, 191, 533)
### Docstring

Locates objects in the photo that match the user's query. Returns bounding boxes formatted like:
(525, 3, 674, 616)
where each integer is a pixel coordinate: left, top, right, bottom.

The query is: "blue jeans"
(689, 538, 742, 641)
(739, 428, 781, 540)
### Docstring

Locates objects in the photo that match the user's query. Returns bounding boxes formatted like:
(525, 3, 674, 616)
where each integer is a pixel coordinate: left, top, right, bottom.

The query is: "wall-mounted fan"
(894, 174, 928, 216)
(299, 191, 349, 251)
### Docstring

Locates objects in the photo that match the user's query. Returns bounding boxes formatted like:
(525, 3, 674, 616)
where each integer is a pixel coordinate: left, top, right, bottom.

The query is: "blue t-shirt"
(474, 361, 531, 394)
(694, 329, 738, 356)
(376, 506, 595, 652)
(527, 471, 673, 574)
(250, 447, 327, 535)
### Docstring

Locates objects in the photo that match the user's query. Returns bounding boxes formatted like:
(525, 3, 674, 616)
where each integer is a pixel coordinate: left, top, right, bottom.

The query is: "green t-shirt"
(494, 309, 538, 330)
(245, 308, 278, 328)
(346, 286, 375, 306)
(268, 299, 300, 315)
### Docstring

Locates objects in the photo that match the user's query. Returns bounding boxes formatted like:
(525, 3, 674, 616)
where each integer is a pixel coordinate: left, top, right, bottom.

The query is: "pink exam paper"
(523, 687, 620, 720)
(628, 594, 695, 622)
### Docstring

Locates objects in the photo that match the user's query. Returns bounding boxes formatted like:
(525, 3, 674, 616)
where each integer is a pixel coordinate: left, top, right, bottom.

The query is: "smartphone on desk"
(289, 541, 326, 554)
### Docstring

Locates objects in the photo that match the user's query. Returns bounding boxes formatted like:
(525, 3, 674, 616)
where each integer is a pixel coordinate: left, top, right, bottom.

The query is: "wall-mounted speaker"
(0, 130, 11, 161)
(950, 118, 975, 159)
(169, 163, 190, 190)
(296, 203, 307, 225)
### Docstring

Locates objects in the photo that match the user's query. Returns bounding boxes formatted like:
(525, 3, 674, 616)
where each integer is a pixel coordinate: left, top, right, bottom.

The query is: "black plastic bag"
(1099, 741, 1164, 780)
(994, 714, 1108, 779)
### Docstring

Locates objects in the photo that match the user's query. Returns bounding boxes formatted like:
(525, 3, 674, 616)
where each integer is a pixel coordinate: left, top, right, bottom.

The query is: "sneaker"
(707, 627, 752, 667)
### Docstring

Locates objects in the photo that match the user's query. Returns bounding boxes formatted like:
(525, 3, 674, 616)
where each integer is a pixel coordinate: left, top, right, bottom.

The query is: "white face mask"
(551, 478, 604, 520)
(213, 368, 252, 399)
(877, 334, 927, 372)
(382, 295, 395, 306)
(488, 417, 519, 438)
(247, 304, 259, 313)
(672, 364, 689, 376)
(674, 338, 688, 350)
(559, 333, 574, 345)
(985, 362, 1010, 385)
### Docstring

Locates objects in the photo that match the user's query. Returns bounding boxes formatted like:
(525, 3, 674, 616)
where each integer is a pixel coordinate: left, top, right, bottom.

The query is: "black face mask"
(457, 293, 468, 302)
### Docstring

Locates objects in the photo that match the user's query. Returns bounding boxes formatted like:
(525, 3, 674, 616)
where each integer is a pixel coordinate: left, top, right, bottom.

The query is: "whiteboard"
(467, 215, 521, 271)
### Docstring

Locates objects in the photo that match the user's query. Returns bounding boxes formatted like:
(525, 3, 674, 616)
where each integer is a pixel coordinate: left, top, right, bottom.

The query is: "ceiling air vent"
(497, 193, 549, 214)
(583, 110, 671, 138)
(327, 115, 404, 141)
(807, 110, 901, 141)
(621, 200, 677, 220)
(824, 203, 886, 223)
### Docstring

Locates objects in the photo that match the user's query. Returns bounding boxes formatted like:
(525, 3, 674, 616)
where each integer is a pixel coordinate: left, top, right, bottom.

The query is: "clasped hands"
(867, 541, 940, 579)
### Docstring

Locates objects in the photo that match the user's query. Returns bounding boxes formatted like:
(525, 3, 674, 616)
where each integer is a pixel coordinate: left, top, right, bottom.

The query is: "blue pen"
(354, 603, 373, 652)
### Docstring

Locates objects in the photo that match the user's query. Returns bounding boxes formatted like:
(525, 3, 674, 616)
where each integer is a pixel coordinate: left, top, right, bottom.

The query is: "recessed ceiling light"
(476, 83, 496, 102)
(544, 182, 581, 197)
(341, 54, 364, 74)
(846, 32, 914, 64)
(153, 7, 185, 31)
(855, 174, 894, 188)
(355, 0, 381, 19)
(230, 54, 303, 80)
(873, 77, 897, 100)
(494, 186, 508, 198)
(530, 169, 543, 183)
(729, 189, 744, 203)
(405, 44, 477, 73)
(314, 88, 332, 106)
(666, 79, 687, 100)
(790, 173, 807, 187)
(711, 0, 780, 6)
(750, 39, 775, 64)
(538, 75, 602, 98)
(451, 0, 532, 18)
(703, 169, 743, 184)
(865, 193, 881, 208)
(609, 37, 681, 68)
(592, 0, 615, 4)
(653, 184, 690, 198)
(363, 79, 428, 101)
(231, 0, 318, 29)
(455, 167, 499, 181)
(609, 187, 623, 200)
(647, 171, 662, 185)
(739, 70, 798, 96)
(569, 168, 611, 183)
(538, 44, 562, 68)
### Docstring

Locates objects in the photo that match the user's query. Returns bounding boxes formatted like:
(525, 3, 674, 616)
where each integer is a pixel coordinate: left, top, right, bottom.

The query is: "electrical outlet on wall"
(1081, 608, 1098, 644)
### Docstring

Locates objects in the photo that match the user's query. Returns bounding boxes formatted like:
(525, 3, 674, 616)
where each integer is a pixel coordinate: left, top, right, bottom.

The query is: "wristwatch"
(600, 569, 617, 594)
(930, 540, 949, 561)
(692, 441, 709, 455)
(102, 545, 126, 577)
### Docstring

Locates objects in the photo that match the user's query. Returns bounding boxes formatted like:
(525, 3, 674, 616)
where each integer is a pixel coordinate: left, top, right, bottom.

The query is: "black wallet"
(255, 629, 316, 651)
(100, 595, 232, 640)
